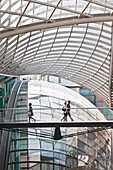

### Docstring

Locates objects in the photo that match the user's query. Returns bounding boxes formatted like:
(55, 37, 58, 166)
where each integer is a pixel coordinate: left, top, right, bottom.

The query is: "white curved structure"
(27, 80, 111, 170)
(0, 0, 113, 106)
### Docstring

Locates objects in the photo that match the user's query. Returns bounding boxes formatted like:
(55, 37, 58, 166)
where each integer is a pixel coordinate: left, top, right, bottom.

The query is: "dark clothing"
(67, 103, 70, 112)
(67, 103, 73, 121)
(61, 101, 73, 121)
(61, 104, 67, 121)
(28, 106, 36, 122)
(29, 106, 34, 116)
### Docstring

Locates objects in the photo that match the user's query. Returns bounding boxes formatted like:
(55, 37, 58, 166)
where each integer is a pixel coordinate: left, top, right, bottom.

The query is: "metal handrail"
(0, 121, 113, 128)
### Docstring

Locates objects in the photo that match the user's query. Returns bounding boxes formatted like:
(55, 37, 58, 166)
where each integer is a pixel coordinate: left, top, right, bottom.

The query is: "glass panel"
(41, 151, 53, 162)
(41, 140, 53, 151)
(41, 163, 53, 170)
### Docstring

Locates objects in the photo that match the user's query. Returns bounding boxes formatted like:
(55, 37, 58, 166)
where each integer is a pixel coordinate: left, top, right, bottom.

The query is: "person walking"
(28, 103, 36, 122)
(67, 100, 74, 121)
(61, 101, 67, 121)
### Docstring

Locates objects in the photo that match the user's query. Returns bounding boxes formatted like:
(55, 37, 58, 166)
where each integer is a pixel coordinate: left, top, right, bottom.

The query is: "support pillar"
(109, 22, 113, 108)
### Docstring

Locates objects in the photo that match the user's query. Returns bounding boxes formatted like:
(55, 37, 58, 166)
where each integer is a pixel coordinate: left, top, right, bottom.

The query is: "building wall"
(37, 75, 113, 120)
(27, 80, 111, 170)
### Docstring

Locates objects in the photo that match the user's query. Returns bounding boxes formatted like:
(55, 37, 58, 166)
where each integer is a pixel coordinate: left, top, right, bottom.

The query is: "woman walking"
(28, 103, 36, 122)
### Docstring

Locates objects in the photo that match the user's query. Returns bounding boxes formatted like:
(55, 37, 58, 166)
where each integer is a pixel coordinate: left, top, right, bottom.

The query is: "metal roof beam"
(0, 9, 47, 22)
(0, 14, 113, 39)
(84, 0, 113, 10)
(24, 0, 90, 17)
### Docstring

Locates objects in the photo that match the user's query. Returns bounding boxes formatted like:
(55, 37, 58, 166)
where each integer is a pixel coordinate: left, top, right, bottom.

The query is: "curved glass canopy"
(0, 0, 113, 106)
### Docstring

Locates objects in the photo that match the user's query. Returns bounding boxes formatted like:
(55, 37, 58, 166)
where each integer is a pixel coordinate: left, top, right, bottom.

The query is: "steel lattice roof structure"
(0, 0, 113, 107)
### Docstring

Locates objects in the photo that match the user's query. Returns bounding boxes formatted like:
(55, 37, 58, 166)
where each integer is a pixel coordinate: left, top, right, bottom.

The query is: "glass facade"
(0, 0, 113, 107)
(8, 81, 29, 170)
(26, 80, 111, 170)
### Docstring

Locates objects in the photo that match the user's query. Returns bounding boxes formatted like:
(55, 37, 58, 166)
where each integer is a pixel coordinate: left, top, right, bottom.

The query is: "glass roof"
(0, 0, 113, 107)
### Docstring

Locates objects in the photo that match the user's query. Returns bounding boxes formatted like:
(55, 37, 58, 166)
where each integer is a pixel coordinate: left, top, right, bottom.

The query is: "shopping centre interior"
(0, 0, 113, 170)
